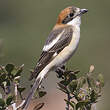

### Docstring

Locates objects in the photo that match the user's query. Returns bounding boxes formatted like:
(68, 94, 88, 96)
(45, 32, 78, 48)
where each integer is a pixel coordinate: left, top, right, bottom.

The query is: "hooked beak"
(80, 9, 88, 14)
(72, 8, 88, 19)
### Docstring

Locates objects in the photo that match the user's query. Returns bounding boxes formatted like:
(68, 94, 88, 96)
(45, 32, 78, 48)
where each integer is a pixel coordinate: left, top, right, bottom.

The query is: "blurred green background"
(0, 0, 110, 109)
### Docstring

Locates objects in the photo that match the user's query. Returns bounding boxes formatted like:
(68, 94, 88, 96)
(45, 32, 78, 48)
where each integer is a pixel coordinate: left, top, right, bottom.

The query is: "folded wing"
(30, 26, 73, 80)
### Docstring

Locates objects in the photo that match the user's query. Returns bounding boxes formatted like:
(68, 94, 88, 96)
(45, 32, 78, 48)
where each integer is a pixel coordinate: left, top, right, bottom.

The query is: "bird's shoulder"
(44, 25, 73, 48)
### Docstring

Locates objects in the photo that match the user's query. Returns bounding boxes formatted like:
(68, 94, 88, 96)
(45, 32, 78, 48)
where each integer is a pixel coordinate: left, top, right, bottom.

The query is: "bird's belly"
(59, 35, 80, 63)
(51, 33, 80, 68)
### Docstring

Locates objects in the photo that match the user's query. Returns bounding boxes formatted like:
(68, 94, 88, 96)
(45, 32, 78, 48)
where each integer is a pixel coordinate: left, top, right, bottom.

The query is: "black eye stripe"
(62, 12, 74, 24)
(62, 16, 73, 24)
(69, 13, 74, 17)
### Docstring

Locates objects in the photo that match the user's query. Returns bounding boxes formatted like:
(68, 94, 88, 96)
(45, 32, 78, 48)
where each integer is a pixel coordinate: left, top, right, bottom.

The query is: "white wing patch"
(53, 52, 58, 57)
(43, 30, 64, 51)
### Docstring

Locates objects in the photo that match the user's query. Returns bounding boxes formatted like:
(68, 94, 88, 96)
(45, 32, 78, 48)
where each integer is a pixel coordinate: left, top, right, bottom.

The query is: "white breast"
(68, 26, 80, 54)
(65, 16, 81, 57)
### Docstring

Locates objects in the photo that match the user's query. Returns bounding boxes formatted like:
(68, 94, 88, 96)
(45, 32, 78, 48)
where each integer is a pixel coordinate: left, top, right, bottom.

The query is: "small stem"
(16, 100, 25, 109)
(66, 92, 71, 110)
(14, 83, 18, 102)
(12, 103, 17, 110)
(19, 92, 24, 100)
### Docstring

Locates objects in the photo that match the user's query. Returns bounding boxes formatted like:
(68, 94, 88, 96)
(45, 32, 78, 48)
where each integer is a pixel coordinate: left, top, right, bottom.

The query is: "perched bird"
(23, 6, 88, 109)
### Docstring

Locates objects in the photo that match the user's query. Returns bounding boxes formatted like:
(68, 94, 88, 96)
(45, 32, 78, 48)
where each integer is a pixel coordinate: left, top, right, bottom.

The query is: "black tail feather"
(22, 77, 42, 110)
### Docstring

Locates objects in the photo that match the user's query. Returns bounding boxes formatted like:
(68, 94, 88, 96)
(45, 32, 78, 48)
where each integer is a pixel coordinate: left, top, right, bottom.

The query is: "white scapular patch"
(53, 52, 57, 57)
(43, 30, 64, 51)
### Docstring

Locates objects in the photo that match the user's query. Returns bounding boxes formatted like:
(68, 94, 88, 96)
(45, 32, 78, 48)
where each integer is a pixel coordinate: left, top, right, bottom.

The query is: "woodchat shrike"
(23, 6, 88, 109)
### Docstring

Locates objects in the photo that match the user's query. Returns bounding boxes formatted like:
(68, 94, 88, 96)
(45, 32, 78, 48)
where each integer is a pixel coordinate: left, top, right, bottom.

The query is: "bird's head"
(56, 6, 88, 26)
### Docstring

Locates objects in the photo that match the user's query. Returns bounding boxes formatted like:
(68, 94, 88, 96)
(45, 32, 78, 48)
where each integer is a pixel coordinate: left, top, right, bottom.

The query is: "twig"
(16, 100, 25, 109)
(66, 92, 71, 110)
(11, 100, 25, 110)
(12, 103, 17, 110)
(14, 83, 18, 102)
(19, 92, 24, 100)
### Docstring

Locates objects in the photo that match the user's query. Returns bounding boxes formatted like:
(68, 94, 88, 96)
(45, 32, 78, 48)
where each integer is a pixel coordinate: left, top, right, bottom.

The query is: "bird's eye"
(69, 13, 74, 17)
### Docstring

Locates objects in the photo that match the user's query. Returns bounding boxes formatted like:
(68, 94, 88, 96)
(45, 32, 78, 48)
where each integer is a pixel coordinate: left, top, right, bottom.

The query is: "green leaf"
(6, 79, 11, 86)
(11, 68, 18, 76)
(57, 83, 69, 94)
(77, 77, 86, 90)
(14, 69, 22, 77)
(76, 101, 88, 110)
(68, 73, 77, 81)
(87, 76, 95, 89)
(10, 64, 24, 78)
(0, 73, 6, 83)
(58, 88, 68, 94)
(14, 65, 24, 77)
(60, 80, 70, 86)
(39, 91, 47, 98)
(97, 74, 104, 87)
(0, 67, 4, 74)
(0, 98, 5, 107)
(6, 95, 14, 106)
(5, 64, 14, 73)
(90, 90, 98, 103)
(0, 93, 2, 99)
(68, 80, 77, 93)
(2, 78, 10, 87)
(64, 99, 75, 109)
(0, 66, 7, 74)
(34, 90, 39, 98)
(17, 87, 26, 93)
(74, 70, 80, 74)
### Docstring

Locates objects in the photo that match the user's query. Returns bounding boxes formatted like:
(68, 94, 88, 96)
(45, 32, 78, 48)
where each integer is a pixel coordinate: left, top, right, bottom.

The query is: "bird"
(22, 6, 88, 109)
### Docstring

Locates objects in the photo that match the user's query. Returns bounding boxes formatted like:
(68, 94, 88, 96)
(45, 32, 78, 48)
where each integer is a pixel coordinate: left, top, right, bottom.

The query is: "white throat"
(67, 16, 81, 27)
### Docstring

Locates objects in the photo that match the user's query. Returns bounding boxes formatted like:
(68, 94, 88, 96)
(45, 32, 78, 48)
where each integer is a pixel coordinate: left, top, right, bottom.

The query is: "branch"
(57, 65, 104, 110)
(66, 93, 71, 110)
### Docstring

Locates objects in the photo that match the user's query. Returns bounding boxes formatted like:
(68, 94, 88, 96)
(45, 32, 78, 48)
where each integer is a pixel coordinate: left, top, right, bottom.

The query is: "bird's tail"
(22, 68, 49, 110)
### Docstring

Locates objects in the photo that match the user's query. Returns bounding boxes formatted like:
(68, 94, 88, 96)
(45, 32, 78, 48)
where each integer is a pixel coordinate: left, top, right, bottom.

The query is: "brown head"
(56, 6, 88, 25)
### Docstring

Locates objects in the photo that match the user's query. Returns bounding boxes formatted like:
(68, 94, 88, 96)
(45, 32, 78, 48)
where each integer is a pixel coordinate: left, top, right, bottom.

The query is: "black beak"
(80, 9, 88, 14)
